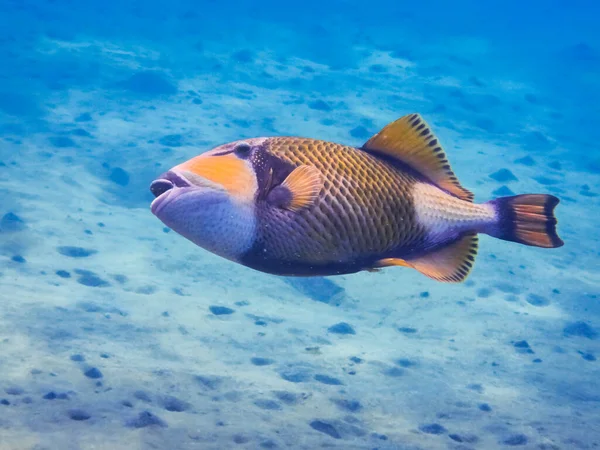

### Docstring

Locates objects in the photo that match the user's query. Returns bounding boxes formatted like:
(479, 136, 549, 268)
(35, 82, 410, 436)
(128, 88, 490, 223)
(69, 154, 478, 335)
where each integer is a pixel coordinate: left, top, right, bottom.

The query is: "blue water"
(0, 0, 598, 448)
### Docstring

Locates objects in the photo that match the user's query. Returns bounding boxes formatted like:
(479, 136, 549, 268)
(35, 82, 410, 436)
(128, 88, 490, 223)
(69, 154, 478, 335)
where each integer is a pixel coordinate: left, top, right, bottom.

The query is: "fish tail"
(486, 194, 564, 248)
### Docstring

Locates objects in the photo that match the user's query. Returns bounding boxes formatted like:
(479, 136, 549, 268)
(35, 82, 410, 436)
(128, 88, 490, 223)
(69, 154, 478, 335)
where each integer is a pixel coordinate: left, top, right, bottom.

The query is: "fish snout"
(150, 170, 193, 216)
(150, 170, 195, 196)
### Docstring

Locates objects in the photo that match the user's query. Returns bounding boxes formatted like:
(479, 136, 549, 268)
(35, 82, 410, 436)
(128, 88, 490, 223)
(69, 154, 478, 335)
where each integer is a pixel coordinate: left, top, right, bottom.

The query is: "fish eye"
(233, 142, 252, 158)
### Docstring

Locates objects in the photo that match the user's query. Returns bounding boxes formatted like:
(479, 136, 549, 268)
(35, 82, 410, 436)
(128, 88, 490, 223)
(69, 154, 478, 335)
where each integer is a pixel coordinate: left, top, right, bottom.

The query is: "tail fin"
(488, 194, 564, 248)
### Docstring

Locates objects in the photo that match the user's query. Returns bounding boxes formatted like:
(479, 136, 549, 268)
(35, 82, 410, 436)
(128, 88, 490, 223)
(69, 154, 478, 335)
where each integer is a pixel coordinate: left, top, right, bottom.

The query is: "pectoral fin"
(267, 165, 324, 212)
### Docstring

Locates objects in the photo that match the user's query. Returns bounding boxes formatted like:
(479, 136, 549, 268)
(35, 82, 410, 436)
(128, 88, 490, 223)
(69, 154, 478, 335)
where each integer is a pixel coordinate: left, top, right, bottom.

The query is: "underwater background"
(0, 0, 599, 448)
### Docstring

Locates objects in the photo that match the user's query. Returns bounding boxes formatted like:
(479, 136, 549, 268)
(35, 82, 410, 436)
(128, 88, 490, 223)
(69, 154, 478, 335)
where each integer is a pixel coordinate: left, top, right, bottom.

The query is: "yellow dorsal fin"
(372, 233, 478, 283)
(279, 165, 324, 212)
(362, 113, 474, 202)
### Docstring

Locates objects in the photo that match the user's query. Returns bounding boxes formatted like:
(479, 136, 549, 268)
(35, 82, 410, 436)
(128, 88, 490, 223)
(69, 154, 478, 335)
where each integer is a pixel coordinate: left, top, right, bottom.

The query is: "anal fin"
(373, 233, 479, 283)
(372, 258, 413, 269)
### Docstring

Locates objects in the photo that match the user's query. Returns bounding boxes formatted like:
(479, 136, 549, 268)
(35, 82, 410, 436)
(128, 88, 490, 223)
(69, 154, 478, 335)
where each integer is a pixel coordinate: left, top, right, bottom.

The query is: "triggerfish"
(150, 114, 563, 282)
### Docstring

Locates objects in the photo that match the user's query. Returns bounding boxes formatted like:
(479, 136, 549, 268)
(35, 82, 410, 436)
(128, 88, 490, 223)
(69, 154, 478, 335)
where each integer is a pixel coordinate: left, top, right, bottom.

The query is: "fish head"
(150, 138, 267, 262)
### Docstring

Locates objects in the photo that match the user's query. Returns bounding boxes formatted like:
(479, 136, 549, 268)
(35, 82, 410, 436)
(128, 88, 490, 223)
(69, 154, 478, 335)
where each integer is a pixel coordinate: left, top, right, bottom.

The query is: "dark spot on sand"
(467, 383, 484, 393)
(109, 167, 130, 186)
(350, 126, 371, 140)
(534, 176, 560, 186)
(332, 398, 362, 412)
(273, 391, 299, 405)
(133, 391, 152, 402)
(309, 420, 341, 439)
(578, 351, 596, 361)
(160, 395, 190, 412)
(327, 322, 355, 335)
(526, 293, 550, 307)
(449, 433, 479, 443)
(49, 136, 76, 148)
(477, 288, 493, 298)
(75, 112, 92, 122)
(308, 100, 332, 112)
(194, 375, 223, 390)
(69, 409, 91, 421)
(513, 340, 534, 354)
(251, 357, 274, 366)
(314, 374, 343, 385)
(502, 434, 528, 446)
(396, 358, 417, 368)
(126, 410, 167, 428)
(384, 367, 404, 377)
(493, 186, 515, 196)
(231, 49, 254, 63)
(5, 386, 24, 395)
(209, 305, 235, 316)
(158, 134, 183, 147)
(254, 399, 281, 410)
(57, 246, 97, 258)
(1, 212, 26, 232)
(83, 367, 103, 379)
(564, 321, 597, 339)
(397, 326, 418, 334)
(419, 423, 447, 435)
(74, 270, 110, 287)
(514, 156, 536, 166)
(279, 369, 311, 383)
(489, 168, 518, 183)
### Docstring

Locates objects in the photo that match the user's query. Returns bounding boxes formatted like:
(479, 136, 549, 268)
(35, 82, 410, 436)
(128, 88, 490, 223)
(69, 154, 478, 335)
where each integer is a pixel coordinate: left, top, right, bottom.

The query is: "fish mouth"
(150, 169, 227, 216)
(150, 170, 193, 216)
(150, 180, 175, 216)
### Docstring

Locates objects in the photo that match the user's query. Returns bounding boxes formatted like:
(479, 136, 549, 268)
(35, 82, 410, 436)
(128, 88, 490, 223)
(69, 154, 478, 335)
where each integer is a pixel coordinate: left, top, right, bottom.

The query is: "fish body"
(150, 114, 563, 282)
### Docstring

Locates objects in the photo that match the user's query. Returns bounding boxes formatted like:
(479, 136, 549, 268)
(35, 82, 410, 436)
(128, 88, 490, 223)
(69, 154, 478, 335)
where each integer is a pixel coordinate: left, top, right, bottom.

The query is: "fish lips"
(150, 170, 192, 216)
(149, 170, 228, 216)
(151, 181, 175, 216)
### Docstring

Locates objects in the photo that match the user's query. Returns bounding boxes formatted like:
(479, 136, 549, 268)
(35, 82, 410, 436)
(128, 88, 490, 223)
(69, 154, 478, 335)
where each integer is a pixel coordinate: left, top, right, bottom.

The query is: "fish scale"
(256, 137, 426, 264)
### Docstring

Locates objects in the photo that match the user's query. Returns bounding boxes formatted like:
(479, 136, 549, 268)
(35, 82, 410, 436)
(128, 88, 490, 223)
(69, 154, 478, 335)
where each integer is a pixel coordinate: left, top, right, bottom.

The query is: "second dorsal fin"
(362, 113, 474, 202)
